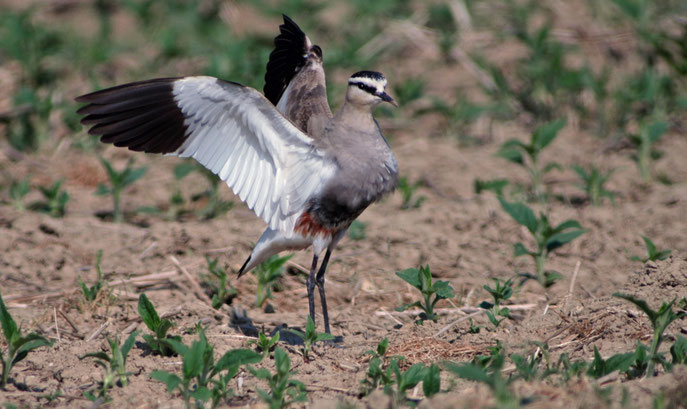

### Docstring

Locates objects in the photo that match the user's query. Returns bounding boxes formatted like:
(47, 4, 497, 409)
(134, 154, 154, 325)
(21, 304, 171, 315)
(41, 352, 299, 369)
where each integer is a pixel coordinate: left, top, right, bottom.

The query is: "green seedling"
(396, 265, 455, 323)
(586, 345, 635, 379)
(95, 157, 147, 223)
(248, 331, 280, 358)
(193, 166, 233, 220)
(0, 290, 53, 389)
(30, 180, 69, 217)
(348, 220, 367, 241)
(556, 353, 589, 381)
(252, 254, 292, 308)
(613, 293, 686, 377)
(247, 347, 307, 409)
(631, 236, 671, 263)
(289, 316, 334, 361)
(78, 250, 105, 303)
(360, 338, 395, 396)
(7, 87, 53, 152)
(474, 178, 509, 197)
(384, 361, 430, 407)
(511, 343, 555, 381)
(138, 293, 181, 357)
(497, 119, 566, 202)
(499, 198, 586, 287)
(468, 318, 481, 334)
(80, 331, 140, 401)
(628, 121, 668, 182)
(444, 356, 517, 409)
(203, 257, 237, 309)
(670, 336, 687, 365)
(166, 161, 196, 220)
(151, 328, 262, 409)
(9, 178, 30, 211)
(479, 278, 514, 328)
(572, 165, 615, 206)
(398, 176, 426, 210)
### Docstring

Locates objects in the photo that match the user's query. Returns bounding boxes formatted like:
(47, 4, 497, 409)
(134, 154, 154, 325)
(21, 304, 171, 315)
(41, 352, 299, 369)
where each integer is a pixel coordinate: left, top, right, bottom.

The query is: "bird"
(75, 15, 399, 335)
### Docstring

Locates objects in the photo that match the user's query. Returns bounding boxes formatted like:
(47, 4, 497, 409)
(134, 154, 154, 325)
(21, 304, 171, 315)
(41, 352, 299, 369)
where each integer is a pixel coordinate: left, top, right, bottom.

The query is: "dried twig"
(169, 256, 212, 307)
(86, 321, 109, 342)
(564, 261, 582, 316)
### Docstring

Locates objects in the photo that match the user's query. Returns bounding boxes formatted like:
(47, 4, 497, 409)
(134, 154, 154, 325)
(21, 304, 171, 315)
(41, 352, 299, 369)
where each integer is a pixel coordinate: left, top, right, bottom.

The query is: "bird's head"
(346, 71, 397, 108)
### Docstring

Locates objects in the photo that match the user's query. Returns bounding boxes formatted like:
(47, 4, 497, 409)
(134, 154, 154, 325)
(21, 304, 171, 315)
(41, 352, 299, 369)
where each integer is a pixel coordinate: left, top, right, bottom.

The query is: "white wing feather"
(171, 76, 335, 236)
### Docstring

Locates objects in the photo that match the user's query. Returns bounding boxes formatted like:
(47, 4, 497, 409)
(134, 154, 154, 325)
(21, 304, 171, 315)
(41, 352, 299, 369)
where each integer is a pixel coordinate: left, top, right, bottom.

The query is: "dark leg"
(315, 249, 333, 334)
(306, 254, 319, 326)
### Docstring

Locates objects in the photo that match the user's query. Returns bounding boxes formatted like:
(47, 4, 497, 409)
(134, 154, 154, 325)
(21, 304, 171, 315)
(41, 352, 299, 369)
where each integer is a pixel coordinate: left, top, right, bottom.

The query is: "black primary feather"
(264, 15, 312, 106)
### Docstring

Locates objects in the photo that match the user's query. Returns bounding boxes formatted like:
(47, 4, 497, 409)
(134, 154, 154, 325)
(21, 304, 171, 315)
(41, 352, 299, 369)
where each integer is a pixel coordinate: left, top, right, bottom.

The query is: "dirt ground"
(1, 2, 687, 409)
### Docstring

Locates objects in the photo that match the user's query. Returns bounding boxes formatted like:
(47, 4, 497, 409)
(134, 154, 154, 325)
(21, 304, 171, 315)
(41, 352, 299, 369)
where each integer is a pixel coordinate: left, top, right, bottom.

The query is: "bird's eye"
(357, 83, 364, 90)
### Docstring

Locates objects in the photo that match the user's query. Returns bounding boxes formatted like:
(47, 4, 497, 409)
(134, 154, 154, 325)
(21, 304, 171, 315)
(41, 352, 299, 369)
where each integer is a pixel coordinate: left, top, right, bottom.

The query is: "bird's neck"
(335, 101, 376, 130)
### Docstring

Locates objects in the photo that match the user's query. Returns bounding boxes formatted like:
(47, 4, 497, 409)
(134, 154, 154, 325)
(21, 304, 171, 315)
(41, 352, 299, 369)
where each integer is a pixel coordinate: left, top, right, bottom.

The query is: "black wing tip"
(237, 255, 252, 278)
(76, 78, 188, 154)
(264, 15, 311, 105)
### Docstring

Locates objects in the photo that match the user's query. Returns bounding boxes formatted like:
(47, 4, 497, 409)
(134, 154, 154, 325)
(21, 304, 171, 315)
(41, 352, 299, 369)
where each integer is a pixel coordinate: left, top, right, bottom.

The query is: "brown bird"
(76, 15, 398, 334)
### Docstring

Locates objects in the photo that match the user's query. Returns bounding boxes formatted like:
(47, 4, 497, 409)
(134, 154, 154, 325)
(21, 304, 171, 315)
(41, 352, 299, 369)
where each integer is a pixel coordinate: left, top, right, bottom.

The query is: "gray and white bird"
(76, 15, 398, 334)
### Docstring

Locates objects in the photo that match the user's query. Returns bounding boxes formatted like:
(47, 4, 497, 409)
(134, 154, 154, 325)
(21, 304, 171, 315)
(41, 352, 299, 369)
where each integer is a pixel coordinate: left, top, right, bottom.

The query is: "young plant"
(167, 161, 196, 220)
(398, 176, 426, 210)
(95, 157, 147, 223)
(631, 236, 671, 263)
(586, 345, 636, 379)
(613, 293, 686, 377)
(151, 328, 262, 409)
(252, 254, 292, 308)
(247, 347, 307, 409)
(628, 121, 668, 182)
(396, 265, 455, 323)
(384, 361, 430, 407)
(499, 198, 586, 287)
(479, 278, 514, 328)
(203, 257, 237, 310)
(445, 351, 517, 408)
(248, 331, 280, 358)
(474, 178, 510, 197)
(497, 119, 566, 202)
(80, 331, 140, 401)
(670, 336, 687, 365)
(30, 180, 69, 217)
(78, 250, 105, 303)
(289, 316, 334, 361)
(138, 293, 181, 357)
(0, 290, 53, 389)
(360, 338, 394, 395)
(572, 165, 615, 206)
(8, 178, 30, 211)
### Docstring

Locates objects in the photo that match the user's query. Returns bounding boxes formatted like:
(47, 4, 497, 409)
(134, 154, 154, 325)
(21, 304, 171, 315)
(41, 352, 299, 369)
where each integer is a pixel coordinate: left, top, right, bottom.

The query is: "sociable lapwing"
(76, 15, 399, 335)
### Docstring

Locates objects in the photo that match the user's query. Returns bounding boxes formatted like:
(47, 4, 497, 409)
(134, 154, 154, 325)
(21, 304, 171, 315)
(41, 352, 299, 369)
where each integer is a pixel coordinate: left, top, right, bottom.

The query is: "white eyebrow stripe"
(348, 77, 386, 91)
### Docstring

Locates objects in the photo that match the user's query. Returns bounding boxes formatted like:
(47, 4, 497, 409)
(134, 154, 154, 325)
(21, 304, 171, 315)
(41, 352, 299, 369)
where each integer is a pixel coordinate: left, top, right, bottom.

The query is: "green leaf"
(641, 235, 657, 256)
(613, 293, 657, 323)
(395, 301, 422, 312)
(644, 121, 668, 143)
(423, 364, 440, 397)
(513, 242, 532, 257)
(532, 118, 566, 151)
(122, 166, 147, 188)
(399, 363, 427, 392)
(14, 336, 53, 361)
(499, 198, 538, 233)
(671, 336, 687, 365)
(213, 349, 263, 376)
(183, 340, 206, 379)
(443, 362, 489, 383)
(173, 162, 196, 180)
(315, 333, 335, 342)
(553, 219, 583, 233)
(377, 338, 389, 356)
(545, 229, 585, 252)
(191, 386, 212, 401)
(121, 330, 139, 359)
(0, 290, 18, 342)
(79, 352, 111, 362)
(274, 347, 290, 375)
(396, 268, 421, 289)
(434, 280, 455, 299)
(137, 293, 161, 332)
(150, 370, 181, 392)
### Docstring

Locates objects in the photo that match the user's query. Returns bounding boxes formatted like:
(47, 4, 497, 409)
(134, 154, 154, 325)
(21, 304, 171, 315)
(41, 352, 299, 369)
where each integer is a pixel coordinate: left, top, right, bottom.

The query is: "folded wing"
(76, 76, 336, 235)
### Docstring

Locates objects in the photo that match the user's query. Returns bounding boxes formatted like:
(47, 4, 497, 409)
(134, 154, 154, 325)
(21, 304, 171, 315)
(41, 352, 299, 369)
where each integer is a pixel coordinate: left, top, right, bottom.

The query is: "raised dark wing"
(264, 15, 331, 136)
(76, 76, 336, 235)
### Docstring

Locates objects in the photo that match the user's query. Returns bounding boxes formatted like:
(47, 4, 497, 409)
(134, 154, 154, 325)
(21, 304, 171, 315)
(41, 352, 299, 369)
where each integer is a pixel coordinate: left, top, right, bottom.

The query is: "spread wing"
(264, 14, 332, 136)
(76, 76, 336, 236)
